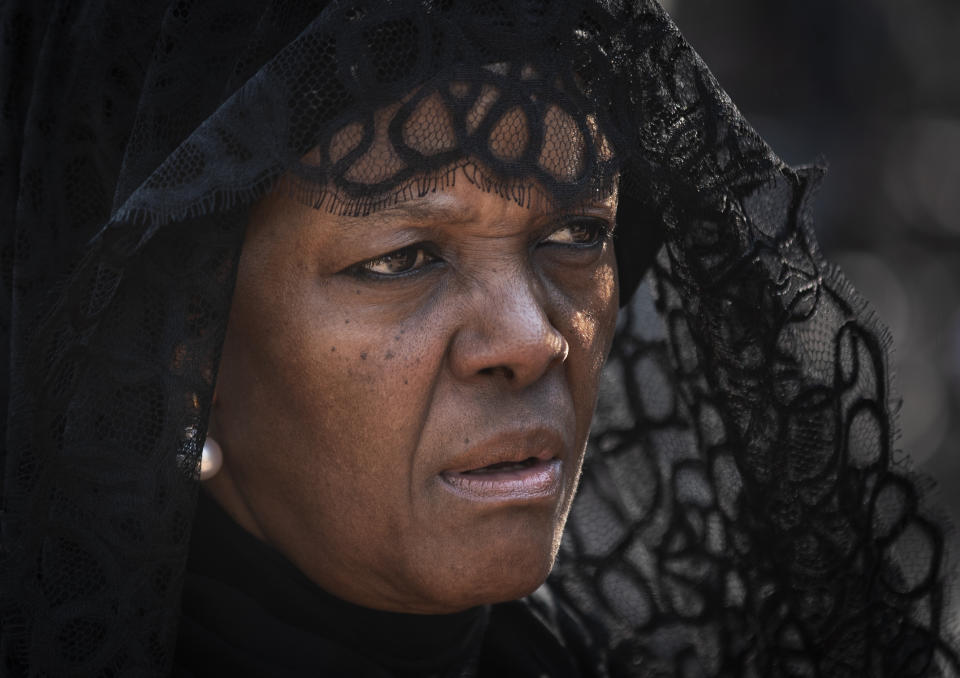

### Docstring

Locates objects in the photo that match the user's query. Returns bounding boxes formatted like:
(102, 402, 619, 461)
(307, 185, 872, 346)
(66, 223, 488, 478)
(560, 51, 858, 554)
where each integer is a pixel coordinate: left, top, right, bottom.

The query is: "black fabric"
(176, 490, 593, 678)
(1, 1, 958, 676)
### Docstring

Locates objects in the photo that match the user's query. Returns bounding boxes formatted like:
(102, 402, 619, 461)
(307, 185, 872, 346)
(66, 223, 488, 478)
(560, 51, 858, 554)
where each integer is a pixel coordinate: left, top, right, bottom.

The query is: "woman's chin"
(414, 571, 552, 614)
(404, 535, 560, 614)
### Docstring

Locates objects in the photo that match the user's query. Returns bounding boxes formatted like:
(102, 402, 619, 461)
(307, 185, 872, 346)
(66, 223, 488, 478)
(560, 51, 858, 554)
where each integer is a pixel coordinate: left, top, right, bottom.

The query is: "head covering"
(1, 1, 956, 676)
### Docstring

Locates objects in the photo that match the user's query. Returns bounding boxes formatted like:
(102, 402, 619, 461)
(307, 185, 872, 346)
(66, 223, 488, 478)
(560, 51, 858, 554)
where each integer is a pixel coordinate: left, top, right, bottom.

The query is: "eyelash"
(348, 218, 612, 280)
(541, 217, 612, 249)
(349, 245, 442, 280)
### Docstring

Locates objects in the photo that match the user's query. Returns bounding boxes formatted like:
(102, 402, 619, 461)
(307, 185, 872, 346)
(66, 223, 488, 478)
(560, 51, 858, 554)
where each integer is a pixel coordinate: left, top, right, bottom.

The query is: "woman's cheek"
(557, 254, 619, 369)
(307, 318, 441, 454)
(596, 256, 620, 358)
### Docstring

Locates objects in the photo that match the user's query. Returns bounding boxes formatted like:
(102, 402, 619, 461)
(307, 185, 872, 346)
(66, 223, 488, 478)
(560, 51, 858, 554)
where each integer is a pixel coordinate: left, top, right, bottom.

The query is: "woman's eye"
(542, 219, 610, 248)
(353, 245, 439, 278)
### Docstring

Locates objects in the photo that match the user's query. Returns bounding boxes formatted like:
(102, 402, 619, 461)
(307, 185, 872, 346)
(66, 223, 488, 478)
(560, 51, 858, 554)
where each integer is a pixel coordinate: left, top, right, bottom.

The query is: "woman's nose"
(449, 268, 569, 388)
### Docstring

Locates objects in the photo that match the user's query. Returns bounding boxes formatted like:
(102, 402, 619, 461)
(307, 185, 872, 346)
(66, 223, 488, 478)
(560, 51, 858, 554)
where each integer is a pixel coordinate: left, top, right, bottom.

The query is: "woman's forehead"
(289, 62, 620, 220)
(310, 94, 604, 172)
(286, 175, 617, 244)
(281, 184, 618, 241)
(335, 177, 617, 224)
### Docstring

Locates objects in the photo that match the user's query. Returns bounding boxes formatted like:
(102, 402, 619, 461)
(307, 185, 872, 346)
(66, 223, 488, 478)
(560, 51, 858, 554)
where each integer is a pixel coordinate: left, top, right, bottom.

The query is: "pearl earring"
(200, 436, 223, 480)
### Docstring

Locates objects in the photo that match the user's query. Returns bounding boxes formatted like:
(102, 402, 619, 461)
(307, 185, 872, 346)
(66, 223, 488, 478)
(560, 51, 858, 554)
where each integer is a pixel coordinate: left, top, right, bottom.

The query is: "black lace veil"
(1, 0, 956, 675)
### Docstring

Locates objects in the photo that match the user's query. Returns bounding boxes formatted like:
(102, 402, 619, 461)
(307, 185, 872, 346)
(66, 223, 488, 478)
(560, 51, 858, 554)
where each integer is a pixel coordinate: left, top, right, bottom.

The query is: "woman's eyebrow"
(365, 198, 476, 227)
(549, 201, 618, 220)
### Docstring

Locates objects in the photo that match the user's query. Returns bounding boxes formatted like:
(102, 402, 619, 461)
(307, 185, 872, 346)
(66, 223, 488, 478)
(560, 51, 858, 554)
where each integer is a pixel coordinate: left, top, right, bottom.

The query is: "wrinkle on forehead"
(323, 171, 618, 236)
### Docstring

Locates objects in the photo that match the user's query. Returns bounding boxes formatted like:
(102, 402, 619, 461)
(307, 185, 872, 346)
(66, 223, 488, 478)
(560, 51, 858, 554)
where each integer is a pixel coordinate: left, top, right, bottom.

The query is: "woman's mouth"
(439, 457, 563, 503)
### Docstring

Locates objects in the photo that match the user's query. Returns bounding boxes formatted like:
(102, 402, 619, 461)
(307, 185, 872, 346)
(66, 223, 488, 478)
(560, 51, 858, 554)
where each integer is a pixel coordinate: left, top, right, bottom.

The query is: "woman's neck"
(184, 489, 490, 674)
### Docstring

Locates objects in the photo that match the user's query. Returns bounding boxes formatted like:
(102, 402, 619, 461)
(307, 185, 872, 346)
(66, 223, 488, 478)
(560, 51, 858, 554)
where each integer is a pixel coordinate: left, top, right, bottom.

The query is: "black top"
(174, 491, 605, 677)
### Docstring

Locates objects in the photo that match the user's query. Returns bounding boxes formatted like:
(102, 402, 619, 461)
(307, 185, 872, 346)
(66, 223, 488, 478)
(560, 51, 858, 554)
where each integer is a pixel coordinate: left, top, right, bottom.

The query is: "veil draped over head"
(1, 0, 957, 676)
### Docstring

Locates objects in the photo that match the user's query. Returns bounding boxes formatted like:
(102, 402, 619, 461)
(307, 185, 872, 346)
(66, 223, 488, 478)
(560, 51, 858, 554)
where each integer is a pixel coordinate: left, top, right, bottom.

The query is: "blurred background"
(662, 0, 960, 600)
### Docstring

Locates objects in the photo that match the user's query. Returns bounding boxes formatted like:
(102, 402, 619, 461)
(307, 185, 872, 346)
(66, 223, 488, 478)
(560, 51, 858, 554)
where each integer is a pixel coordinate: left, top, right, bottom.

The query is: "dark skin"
(206, 172, 619, 614)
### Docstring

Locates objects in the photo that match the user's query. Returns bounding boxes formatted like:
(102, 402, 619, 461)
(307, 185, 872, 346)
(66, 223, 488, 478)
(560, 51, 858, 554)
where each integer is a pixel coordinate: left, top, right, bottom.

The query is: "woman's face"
(207, 173, 619, 614)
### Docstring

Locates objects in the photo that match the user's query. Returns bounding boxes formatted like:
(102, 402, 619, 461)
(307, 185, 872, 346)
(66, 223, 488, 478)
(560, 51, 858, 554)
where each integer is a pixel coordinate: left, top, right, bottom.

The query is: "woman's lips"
(437, 428, 566, 503)
(439, 457, 563, 503)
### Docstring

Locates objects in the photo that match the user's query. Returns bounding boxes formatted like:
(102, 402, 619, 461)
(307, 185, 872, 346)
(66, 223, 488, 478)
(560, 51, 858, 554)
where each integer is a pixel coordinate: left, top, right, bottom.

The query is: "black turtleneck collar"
(175, 490, 598, 678)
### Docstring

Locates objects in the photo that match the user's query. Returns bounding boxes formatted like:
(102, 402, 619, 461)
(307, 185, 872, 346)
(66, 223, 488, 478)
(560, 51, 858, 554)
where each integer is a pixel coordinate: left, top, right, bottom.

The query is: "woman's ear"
(204, 383, 221, 441)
